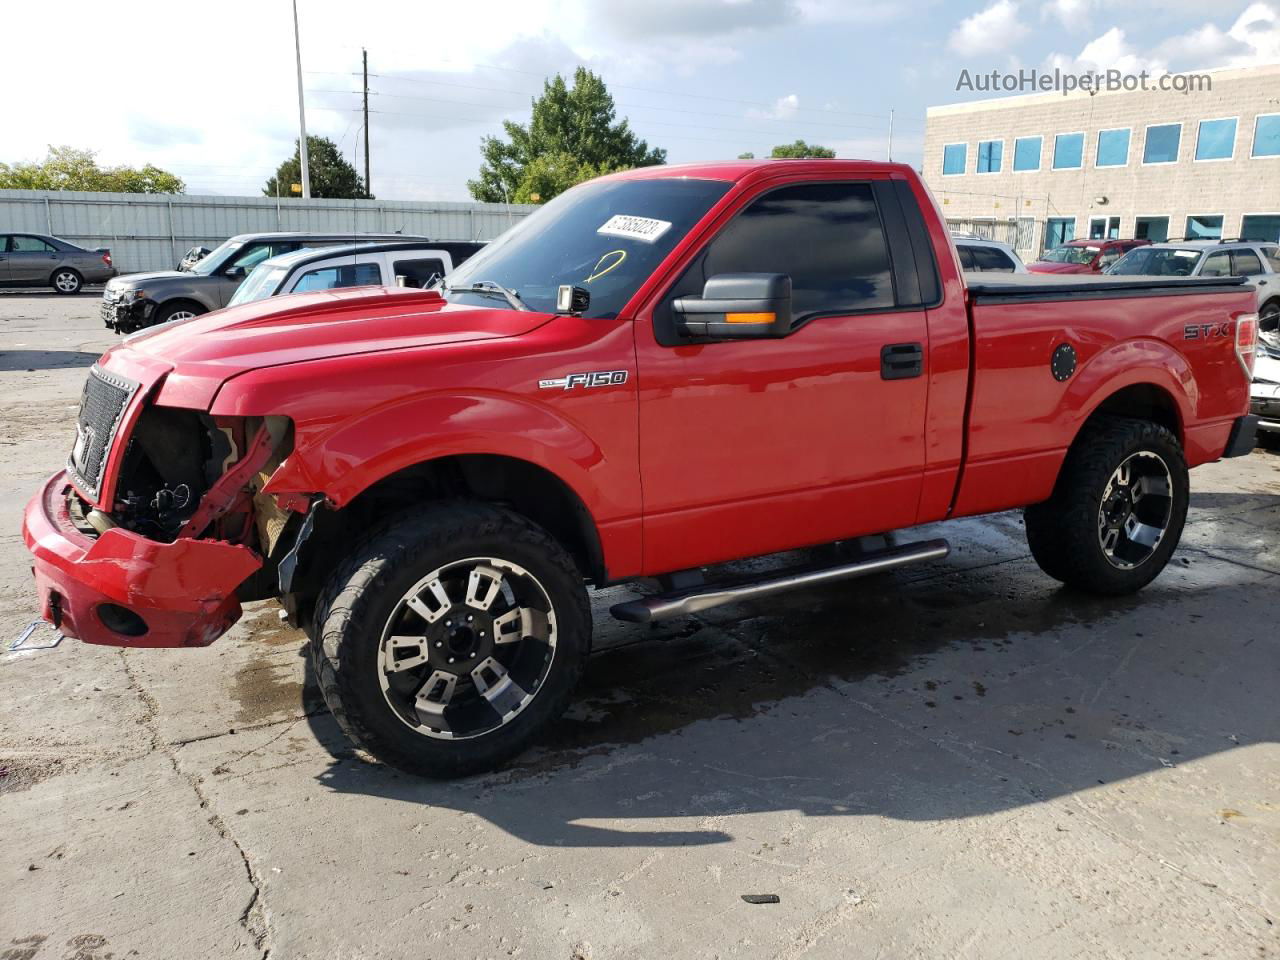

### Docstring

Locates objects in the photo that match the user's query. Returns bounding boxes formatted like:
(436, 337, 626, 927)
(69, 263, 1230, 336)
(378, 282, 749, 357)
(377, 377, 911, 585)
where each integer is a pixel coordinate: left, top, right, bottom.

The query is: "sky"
(3, 0, 1278, 202)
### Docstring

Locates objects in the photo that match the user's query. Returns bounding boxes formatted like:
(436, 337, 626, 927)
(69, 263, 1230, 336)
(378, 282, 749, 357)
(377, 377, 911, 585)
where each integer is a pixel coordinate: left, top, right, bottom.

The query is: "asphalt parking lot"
(1, 294, 1277, 960)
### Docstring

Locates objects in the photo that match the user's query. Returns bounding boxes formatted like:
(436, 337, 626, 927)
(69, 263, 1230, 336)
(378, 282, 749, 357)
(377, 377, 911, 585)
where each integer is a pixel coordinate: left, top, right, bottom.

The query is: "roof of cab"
(603, 158, 910, 183)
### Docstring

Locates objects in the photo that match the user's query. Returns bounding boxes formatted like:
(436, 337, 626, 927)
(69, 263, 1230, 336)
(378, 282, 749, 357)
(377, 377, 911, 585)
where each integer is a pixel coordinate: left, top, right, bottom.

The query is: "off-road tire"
(1024, 416, 1189, 595)
(310, 502, 591, 778)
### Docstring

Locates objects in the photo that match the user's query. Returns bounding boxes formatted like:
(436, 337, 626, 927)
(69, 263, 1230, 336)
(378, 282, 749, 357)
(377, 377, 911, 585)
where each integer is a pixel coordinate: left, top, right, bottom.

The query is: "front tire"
(151, 300, 204, 327)
(311, 502, 590, 778)
(1025, 416, 1189, 595)
(51, 268, 82, 294)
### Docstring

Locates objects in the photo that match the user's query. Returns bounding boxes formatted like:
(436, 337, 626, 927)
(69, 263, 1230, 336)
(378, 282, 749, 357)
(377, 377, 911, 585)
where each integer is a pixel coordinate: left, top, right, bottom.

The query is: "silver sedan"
(0, 232, 117, 294)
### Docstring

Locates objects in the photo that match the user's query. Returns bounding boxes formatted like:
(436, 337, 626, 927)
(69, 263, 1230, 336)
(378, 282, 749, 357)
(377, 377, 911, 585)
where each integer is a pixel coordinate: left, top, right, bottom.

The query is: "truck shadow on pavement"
(0, 350, 101, 372)
(305, 505, 1277, 847)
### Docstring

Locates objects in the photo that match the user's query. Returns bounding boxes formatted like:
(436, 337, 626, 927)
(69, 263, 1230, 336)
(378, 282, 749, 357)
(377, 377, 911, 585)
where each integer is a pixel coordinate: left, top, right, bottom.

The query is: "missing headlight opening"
(106, 409, 293, 544)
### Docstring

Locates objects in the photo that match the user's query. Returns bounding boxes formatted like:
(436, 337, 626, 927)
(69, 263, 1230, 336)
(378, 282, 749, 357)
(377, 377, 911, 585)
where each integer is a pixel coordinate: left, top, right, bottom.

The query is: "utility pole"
(362, 48, 371, 198)
(887, 109, 894, 162)
(292, 0, 311, 199)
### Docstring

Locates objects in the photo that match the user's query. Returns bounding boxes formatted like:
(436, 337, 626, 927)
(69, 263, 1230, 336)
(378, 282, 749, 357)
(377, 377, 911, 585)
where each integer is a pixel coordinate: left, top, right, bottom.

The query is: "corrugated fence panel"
(0, 190, 536, 273)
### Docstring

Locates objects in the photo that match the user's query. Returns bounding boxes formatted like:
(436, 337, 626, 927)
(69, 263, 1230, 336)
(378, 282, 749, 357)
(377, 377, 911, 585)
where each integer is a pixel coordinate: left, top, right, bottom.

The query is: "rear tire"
(311, 502, 590, 778)
(51, 268, 82, 294)
(1025, 416, 1188, 595)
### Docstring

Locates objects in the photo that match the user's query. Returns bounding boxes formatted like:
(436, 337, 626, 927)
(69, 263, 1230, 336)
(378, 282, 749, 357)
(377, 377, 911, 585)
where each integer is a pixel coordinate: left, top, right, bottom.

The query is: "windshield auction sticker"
(597, 215, 673, 244)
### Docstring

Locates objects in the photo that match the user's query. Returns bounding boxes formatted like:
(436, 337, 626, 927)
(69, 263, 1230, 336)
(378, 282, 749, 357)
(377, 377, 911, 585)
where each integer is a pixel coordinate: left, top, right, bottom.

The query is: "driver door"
(634, 178, 932, 573)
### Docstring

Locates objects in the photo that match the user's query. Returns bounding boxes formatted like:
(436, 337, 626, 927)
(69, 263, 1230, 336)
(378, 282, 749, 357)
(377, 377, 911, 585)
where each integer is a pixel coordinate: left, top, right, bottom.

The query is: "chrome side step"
(609, 538, 950, 624)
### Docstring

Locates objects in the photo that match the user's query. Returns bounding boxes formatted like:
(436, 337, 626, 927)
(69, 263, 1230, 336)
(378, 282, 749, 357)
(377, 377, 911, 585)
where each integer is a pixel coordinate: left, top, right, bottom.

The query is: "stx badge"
(1183, 322, 1232, 340)
(539, 370, 629, 390)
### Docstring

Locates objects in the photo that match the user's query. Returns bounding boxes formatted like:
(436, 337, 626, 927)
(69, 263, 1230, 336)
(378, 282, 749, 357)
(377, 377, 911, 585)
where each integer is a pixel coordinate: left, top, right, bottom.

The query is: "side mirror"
(673, 273, 792, 339)
(224, 265, 246, 279)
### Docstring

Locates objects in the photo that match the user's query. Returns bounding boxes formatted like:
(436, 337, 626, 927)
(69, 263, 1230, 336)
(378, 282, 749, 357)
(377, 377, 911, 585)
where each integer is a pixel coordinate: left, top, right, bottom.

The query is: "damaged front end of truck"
(23, 361, 299, 648)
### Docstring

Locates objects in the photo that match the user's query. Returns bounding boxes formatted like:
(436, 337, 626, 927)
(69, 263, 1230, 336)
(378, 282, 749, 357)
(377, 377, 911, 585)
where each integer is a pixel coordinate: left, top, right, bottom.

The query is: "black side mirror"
(224, 265, 246, 279)
(673, 273, 792, 339)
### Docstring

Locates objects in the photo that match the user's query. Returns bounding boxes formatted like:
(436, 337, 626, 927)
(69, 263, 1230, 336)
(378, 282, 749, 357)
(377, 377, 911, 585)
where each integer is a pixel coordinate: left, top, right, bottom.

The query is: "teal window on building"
(942, 143, 967, 175)
(1252, 114, 1280, 157)
(1195, 118, 1237, 160)
(1095, 129, 1129, 167)
(1144, 124, 1181, 164)
(1053, 133, 1084, 170)
(1013, 136, 1041, 171)
(977, 140, 1002, 173)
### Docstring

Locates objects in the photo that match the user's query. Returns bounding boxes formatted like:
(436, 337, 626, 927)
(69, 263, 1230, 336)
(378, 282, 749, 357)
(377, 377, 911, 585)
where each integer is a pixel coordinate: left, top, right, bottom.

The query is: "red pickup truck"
(23, 160, 1261, 777)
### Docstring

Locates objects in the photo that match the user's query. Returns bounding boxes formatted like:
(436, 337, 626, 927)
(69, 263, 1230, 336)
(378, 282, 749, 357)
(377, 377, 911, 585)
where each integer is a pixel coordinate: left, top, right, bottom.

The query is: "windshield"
(227, 264, 288, 306)
(1105, 247, 1203, 276)
(190, 238, 245, 276)
(1041, 245, 1101, 264)
(442, 177, 732, 317)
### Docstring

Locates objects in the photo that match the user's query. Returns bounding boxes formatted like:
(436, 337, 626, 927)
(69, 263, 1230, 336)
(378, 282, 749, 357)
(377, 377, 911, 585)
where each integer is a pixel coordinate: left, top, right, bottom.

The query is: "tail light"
(102, 251, 113, 268)
(1236, 313, 1258, 378)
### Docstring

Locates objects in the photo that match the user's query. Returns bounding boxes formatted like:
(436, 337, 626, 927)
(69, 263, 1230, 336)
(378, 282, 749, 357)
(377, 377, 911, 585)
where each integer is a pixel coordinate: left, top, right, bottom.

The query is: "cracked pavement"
(1, 295, 1277, 959)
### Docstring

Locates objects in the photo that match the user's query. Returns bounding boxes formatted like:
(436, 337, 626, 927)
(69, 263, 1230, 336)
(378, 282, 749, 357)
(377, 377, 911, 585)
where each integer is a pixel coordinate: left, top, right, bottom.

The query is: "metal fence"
(0, 190, 537, 274)
(947, 217, 1045, 259)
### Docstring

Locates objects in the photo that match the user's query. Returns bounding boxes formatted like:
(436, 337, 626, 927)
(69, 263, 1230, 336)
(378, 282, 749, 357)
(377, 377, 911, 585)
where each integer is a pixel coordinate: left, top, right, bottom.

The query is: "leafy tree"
(0, 146, 184, 193)
(264, 136, 368, 199)
(737, 151, 756, 159)
(469, 67, 666, 204)
(770, 140, 836, 158)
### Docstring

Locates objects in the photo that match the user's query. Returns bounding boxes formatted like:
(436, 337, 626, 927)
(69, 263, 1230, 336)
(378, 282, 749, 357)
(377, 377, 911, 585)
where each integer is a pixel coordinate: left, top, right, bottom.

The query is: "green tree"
(469, 67, 666, 204)
(264, 135, 368, 199)
(0, 146, 185, 193)
(770, 140, 836, 158)
(737, 151, 756, 159)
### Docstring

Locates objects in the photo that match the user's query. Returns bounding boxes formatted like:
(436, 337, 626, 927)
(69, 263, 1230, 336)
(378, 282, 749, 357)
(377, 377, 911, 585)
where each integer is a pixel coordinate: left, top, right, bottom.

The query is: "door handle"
(881, 342, 923, 380)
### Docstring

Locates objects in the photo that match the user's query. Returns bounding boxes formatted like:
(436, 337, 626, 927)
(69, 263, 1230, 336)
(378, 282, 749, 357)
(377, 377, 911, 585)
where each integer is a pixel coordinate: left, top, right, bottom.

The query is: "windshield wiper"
(442, 279, 530, 312)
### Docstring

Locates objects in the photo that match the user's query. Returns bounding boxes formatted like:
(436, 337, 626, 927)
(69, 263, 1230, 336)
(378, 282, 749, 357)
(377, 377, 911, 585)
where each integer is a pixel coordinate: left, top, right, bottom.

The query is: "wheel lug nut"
(448, 657, 455, 664)
(467, 616, 474, 623)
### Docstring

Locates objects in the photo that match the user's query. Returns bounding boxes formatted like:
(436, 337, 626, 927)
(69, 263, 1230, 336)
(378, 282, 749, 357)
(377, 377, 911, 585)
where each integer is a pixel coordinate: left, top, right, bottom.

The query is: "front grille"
(67, 365, 139, 499)
(99, 299, 117, 325)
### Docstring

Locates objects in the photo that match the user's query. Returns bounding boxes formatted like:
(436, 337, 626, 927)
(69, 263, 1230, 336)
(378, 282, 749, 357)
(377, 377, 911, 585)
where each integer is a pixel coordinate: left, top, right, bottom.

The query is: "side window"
(1231, 249, 1264, 276)
(292, 262, 382, 293)
(11, 235, 55, 253)
(971, 246, 1015, 272)
(1263, 246, 1280, 272)
(681, 181, 894, 320)
(1098, 249, 1122, 268)
(393, 257, 447, 288)
(1199, 251, 1232, 277)
(956, 245, 976, 271)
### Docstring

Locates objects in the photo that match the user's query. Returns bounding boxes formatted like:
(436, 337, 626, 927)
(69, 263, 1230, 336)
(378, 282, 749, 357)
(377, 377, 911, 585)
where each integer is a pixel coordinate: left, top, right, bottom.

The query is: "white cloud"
(1042, 0, 1099, 30)
(948, 0, 1030, 56)
(1045, 3, 1280, 77)
(749, 94, 801, 120)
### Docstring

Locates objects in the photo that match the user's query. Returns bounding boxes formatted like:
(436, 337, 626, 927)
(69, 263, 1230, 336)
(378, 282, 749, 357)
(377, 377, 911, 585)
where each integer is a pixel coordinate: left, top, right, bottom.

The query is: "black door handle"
(881, 342, 923, 380)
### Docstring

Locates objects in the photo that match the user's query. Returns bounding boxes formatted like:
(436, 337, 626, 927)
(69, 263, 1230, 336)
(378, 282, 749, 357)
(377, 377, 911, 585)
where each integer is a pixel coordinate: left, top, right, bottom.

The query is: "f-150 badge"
(538, 370, 629, 390)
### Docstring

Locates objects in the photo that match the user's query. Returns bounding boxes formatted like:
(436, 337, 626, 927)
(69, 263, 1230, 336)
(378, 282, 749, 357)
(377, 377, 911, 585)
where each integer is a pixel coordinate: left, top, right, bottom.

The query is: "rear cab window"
(292, 261, 383, 293)
(393, 258, 447, 288)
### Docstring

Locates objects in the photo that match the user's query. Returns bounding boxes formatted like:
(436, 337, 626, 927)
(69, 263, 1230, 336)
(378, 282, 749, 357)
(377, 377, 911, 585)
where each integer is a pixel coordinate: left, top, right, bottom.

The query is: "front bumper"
(22, 471, 262, 648)
(100, 297, 152, 331)
(1252, 383, 1280, 433)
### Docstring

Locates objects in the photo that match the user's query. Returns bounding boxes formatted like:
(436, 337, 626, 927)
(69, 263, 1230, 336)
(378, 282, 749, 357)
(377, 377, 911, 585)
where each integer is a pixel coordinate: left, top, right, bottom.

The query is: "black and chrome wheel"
(311, 503, 590, 778)
(1025, 416, 1188, 595)
(152, 301, 203, 327)
(1096, 452, 1174, 569)
(378, 556, 557, 740)
(52, 268, 82, 294)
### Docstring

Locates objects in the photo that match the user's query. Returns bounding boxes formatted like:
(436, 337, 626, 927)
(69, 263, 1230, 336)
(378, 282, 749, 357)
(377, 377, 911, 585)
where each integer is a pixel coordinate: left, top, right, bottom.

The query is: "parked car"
(100, 231, 429, 333)
(1253, 330, 1280, 446)
(953, 235, 1027, 273)
(23, 159, 1259, 779)
(0, 233, 115, 294)
(1105, 240, 1280, 330)
(177, 246, 212, 272)
(1028, 237, 1150, 275)
(227, 241, 485, 307)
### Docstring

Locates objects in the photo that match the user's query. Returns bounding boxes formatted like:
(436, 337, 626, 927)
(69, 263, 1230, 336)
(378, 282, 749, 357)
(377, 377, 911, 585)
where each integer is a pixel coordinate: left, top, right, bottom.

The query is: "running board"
(609, 538, 951, 624)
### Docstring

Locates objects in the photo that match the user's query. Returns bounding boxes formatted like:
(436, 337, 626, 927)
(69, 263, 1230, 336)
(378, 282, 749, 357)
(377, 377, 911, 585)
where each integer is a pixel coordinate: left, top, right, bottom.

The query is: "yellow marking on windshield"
(586, 249, 627, 283)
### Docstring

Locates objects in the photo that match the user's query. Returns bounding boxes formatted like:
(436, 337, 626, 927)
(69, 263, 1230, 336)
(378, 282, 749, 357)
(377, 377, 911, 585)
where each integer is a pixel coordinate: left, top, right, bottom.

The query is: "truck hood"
(1026, 261, 1093, 274)
(102, 286, 554, 408)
